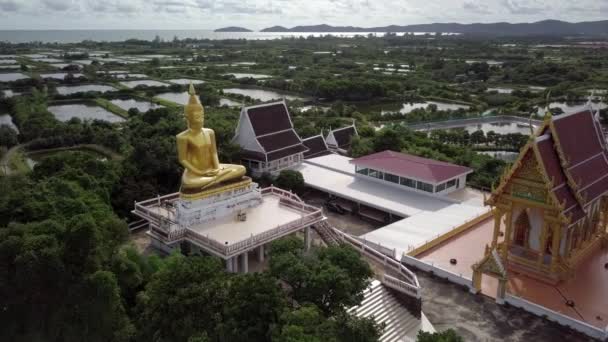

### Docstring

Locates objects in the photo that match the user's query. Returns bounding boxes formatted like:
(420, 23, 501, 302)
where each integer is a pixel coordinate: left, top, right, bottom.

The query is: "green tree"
(0, 125, 18, 147)
(269, 237, 373, 315)
(274, 169, 305, 193)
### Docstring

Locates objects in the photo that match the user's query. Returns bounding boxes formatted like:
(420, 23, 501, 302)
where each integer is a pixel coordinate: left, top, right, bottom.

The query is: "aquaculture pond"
(486, 87, 514, 94)
(40, 72, 84, 80)
(222, 88, 305, 102)
(219, 98, 241, 107)
(223, 73, 272, 79)
(156, 92, 188, 104)
(0, 73, 30, 82)
(535, 101, 607, 116)
(110, 98, 163, 112)
(461, 122, 536, 135)
(120, 80, 170, 88)
(56, 84, 116, 95)
(47, 103, 125, 123)
(167, 78, 205, 85)
(478, 150, 519, 162)
(368, 101, 471, 115)
(2, 89, 20, 98)
(0, 114, 19, 133)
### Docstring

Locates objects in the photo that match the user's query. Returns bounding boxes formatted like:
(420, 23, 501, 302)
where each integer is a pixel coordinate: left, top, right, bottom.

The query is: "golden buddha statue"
(177, 84, 246, 197)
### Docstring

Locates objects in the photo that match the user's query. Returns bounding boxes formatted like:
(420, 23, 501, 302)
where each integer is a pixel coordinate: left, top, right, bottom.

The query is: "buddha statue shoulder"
(177, 84, 246, 194)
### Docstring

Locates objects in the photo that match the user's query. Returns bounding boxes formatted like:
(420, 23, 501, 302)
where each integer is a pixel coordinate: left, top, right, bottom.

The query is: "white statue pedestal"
(176, 182, 262, 228)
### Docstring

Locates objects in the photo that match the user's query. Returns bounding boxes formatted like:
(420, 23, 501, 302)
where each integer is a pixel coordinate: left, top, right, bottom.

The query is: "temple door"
(514, 211, 531, 247)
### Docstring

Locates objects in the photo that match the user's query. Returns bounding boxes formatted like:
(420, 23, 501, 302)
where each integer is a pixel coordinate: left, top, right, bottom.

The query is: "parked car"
(325, 201, 346, 215)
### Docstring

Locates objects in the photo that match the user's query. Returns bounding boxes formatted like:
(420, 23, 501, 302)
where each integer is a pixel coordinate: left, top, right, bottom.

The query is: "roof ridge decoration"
(531, 141, 570, 223)
(547, 118, 587, 208)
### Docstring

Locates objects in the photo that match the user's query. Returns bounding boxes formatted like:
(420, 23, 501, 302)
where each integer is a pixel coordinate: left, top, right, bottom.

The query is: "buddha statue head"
(185, 83, 204, 130)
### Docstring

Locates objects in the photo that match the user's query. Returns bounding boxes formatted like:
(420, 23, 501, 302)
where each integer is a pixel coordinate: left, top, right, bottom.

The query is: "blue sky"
(0, 0, 606, 30)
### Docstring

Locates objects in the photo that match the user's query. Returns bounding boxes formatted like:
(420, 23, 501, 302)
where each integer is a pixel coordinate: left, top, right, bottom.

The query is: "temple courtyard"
(417, 218, 608, 330)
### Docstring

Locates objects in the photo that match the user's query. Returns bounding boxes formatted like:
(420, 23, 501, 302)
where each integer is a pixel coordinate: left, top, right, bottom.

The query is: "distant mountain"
(214, 27, 252, 32)
(260, 20, 608, 36)
(260, 26, 289, 32)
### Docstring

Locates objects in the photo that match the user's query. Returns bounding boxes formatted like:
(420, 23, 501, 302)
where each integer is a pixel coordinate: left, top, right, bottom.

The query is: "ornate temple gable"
(487, 146, 555, 209)
(473, 248, 507, 280)
(487, 121, 550, 207)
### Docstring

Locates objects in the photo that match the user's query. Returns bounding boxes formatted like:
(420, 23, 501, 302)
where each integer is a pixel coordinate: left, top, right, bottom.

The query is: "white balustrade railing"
(334, 228, 421, 298)
(382, 274, 421, 298)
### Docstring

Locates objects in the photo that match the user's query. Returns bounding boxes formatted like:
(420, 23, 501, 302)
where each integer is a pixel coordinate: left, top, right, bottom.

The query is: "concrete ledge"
(408, 210, 493, 257)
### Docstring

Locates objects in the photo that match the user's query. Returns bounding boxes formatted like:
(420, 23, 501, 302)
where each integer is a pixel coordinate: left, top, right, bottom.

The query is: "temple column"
(537, 221, 549, 267)
(550, 225, 562, 273)
(304, 226, 311, 251)
(226, 257, 234, 272)
(501, 210, 513, 261)
(495, 279, 507, 305)
(471, 269, 482, 293)
(491, 209, 503, 248)
(232, 256, 239, 273)
(257, 245, 265, 262)
(241, 252, 249, 273)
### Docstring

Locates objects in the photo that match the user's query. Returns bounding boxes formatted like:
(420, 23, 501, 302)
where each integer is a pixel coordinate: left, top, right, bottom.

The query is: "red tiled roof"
(552, 110, 603, 166)
(532, 110, 608, 225)
(536, 136, 582, 220)
(350, 150, 472, 183)
(550, 110, 608, 207)
(246, 103, 292, 136)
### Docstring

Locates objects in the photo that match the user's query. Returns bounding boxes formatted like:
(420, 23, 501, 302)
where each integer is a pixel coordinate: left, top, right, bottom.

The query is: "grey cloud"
(90, 0, 140, 13)
(0, 0, 20, 12)
(463, 1, 491, 14)
(42, 0, 72, 11)
(502, 0, 545, 15)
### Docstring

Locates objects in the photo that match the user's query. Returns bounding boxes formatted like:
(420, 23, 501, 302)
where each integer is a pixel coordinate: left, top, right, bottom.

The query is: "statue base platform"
(176, 177, 262, 228)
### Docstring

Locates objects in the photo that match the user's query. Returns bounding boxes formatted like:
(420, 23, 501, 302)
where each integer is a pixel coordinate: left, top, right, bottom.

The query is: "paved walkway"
(418, 272, 593, 341)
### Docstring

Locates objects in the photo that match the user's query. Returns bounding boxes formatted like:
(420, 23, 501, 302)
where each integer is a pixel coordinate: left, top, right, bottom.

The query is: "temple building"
(302, 134, 331, 159)
(326, 123, 358, 154)
(232, 101, 308, 177)
(131, 87, 431, 336)
(352, 150, 472, 196)
(473, 109, 608, 290)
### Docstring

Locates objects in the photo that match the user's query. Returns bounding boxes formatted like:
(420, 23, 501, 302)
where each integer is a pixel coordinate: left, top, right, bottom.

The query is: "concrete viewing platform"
(132, 186, 324, 260)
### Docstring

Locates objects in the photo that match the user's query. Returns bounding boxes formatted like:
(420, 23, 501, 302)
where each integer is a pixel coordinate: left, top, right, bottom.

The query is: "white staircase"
(349, 280, 423, 342)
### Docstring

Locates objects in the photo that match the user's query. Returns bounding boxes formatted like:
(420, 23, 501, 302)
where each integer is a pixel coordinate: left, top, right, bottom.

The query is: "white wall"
(233, 110, 264, 153)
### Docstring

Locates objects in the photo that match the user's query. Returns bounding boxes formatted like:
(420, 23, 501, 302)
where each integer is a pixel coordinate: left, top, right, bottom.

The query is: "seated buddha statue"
(177, 84, 246, 193)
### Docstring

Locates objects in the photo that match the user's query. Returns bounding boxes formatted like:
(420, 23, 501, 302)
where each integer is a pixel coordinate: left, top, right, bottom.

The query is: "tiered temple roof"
(234, 101, 308, 162)
(326, 123, 358, 150)
(302, 135, 331, 159)
(490, 109, 608, 225)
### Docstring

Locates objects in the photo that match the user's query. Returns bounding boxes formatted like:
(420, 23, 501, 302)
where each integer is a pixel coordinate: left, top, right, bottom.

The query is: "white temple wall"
(234, 110, 264, 152)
